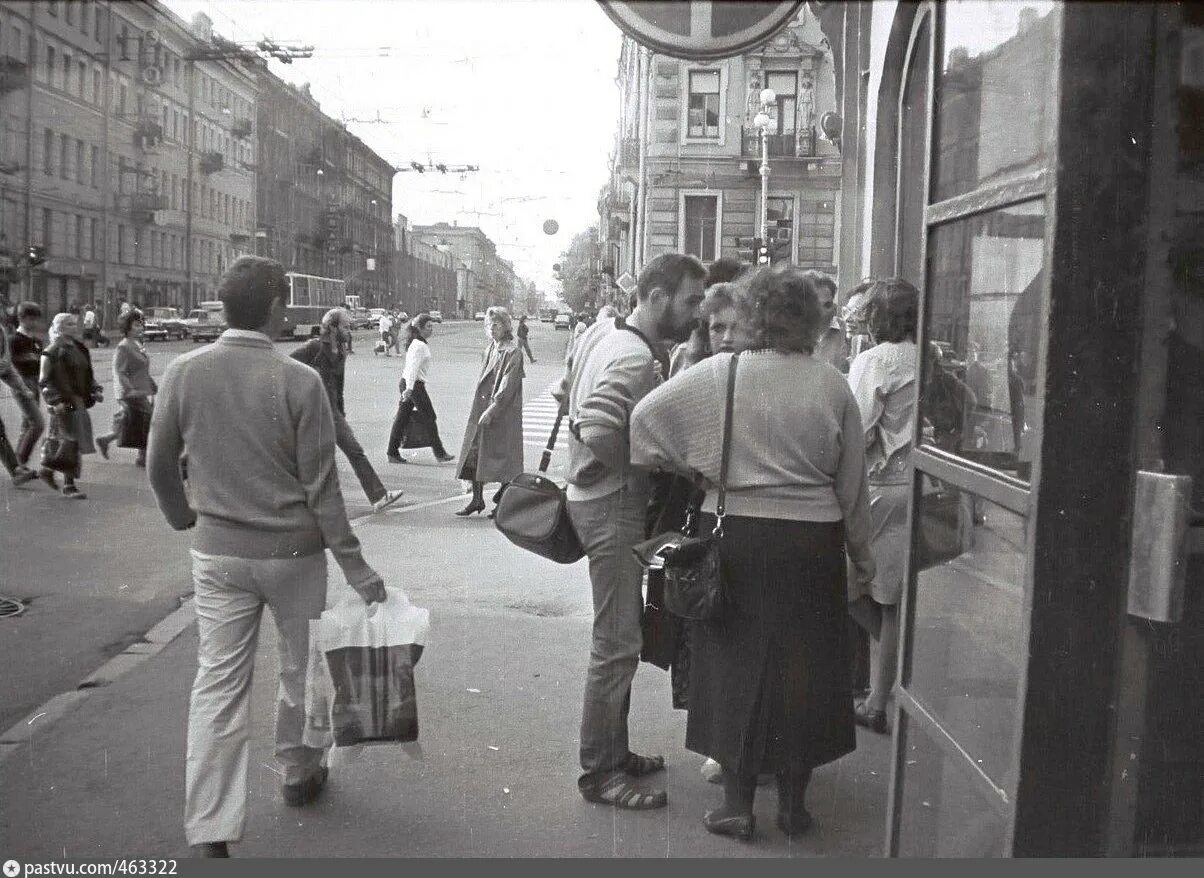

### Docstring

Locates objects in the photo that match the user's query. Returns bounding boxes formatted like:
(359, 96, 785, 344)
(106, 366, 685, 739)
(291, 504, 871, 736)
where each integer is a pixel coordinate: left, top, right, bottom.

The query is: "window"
(65, 0, 75, 25)
(797, 198, 835, 267)
(90, 145, 99, 187)
(119, 25, 130, 61)
(47, 2, 58, 17)
(42, 208, 52, 253)
(75, 215, 84, 259)
(75, 139, 84, 184)
(46, 44, 55, 85)
(766, 71, 798, 135)
(43, 128, 53, 175)
(91, 219, 101, 261)
(77, 60, 86, 97)
(118, 81, 127, 116)
(682, 194, 719, 261)
(61, 51, 71, 92)
(117, 225, 125, 264)
(79, 4, 89, 36)
(94, 9, 102, 43)
(59, 134, 69, 180)
(687, 70, 722, 139)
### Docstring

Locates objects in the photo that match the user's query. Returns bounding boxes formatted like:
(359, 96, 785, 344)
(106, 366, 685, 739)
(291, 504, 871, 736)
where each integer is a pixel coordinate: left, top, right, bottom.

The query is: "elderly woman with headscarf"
(454, 306, 525, 517)
(630, 266, 875, 842)
(291, 308, 403, 513)
(39, 311, 103, 498)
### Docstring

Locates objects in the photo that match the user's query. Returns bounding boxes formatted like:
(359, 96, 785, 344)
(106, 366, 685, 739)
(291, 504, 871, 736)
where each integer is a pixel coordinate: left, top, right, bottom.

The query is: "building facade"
(600, 8, 842, 286)
(393, 212, 458, 317)
(412, 222, 509, 318)
(256, 72, 394, 308)
(0, 1, 257, 320)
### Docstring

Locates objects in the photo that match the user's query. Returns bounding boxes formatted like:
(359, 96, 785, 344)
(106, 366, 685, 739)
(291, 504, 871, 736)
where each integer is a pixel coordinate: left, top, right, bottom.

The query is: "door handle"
(1127, 471, 1192, 623)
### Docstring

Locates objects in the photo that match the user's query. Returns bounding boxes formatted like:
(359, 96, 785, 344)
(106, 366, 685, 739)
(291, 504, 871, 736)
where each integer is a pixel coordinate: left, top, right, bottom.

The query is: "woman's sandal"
(581, 772, 667, 810)
(625, 752, 666, 777)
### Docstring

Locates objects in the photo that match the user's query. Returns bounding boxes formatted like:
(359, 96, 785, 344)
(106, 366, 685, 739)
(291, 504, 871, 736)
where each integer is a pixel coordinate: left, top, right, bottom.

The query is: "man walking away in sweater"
(147, 257, 387, 858)
(556, 252, 706, 810)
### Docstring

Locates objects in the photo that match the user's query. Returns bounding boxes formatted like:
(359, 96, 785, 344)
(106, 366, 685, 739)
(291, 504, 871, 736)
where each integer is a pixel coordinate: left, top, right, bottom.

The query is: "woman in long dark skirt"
(631, 266, 876, 842)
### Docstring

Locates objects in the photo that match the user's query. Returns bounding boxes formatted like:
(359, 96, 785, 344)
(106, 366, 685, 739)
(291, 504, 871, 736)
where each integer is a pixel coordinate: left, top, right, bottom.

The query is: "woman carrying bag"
(39, 312, 103, 499)
(97, 308, 156, 467)
(454, 307, 524, 517)
(630, 267, 875, 842)
(385, 313, 455, 465)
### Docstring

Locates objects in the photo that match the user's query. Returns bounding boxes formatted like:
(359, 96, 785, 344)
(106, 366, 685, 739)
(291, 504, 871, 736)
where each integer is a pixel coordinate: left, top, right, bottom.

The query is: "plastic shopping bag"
(306, 586, 429, 748)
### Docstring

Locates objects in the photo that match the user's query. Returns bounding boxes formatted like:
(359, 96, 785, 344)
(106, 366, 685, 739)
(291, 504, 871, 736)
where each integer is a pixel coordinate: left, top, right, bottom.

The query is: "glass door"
(885, 0, 1062, 856)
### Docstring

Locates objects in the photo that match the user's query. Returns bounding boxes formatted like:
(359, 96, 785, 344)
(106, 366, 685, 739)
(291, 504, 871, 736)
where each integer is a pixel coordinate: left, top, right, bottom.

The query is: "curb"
(0, 492, 464, 768)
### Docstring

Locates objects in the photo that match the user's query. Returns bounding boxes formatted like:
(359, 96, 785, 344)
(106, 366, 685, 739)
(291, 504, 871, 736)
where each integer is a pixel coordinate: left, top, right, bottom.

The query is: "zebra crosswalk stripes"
(523, 383, 568, 451)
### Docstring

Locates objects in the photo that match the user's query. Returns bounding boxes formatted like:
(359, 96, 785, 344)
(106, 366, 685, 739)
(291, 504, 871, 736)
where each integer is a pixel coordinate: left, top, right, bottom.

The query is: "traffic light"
(27, 245, 46, 267)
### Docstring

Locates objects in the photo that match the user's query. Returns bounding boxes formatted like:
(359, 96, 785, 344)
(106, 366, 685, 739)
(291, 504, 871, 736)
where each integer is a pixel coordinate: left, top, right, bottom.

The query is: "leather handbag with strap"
(493, 408, 585, 564)
(632, 352, 740, 622)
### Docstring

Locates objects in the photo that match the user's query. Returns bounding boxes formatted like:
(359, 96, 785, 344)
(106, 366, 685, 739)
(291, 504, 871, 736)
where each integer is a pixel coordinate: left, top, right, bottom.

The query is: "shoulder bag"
(492, 408, 585, 564)
(632, 352, 739, 622)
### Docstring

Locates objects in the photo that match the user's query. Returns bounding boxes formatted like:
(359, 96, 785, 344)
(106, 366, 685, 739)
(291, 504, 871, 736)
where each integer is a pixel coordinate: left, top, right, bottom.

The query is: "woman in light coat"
(455, 307, 525, 517)
(97, 308, 157, 466)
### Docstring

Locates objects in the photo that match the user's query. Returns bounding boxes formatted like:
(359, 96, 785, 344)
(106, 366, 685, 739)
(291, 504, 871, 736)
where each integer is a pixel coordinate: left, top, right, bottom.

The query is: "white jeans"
(185, 549, 328, 845)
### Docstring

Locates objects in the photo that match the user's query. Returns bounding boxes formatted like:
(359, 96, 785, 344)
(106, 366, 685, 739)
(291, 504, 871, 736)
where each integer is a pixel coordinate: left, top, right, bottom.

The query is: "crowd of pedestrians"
(2, 249, 923, 854)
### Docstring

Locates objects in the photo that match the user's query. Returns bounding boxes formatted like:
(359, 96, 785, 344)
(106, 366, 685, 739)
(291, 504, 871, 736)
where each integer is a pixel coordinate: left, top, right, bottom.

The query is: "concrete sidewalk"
(0, 510, 892, 858)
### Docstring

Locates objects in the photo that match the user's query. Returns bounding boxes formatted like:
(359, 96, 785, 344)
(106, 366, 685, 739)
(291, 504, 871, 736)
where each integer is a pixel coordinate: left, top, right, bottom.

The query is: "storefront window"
(932, 1, 1060, 201)
(921, 201, 1045, 481)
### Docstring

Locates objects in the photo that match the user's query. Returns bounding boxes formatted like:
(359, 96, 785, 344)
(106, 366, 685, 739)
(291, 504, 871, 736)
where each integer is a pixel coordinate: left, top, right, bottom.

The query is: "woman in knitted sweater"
(630, 266, 876, 842)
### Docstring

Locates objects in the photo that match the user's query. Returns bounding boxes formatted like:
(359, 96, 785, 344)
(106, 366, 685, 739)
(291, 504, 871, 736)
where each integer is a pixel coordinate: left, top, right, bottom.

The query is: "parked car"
(346, 308, 375, 330)
(429, 310, 444, 323)
(142, 307, 187, 341)
(182, 306, 226, 342)
(474, 311, 487, 321)
(554, 313, 571, 330)
(368, 308, 388, 330)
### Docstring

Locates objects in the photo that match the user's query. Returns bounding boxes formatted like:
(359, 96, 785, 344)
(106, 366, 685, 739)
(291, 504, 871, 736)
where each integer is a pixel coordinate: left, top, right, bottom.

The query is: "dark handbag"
(636, 353, 740, 622)
(41, 413, 80, 473)
(400, 403, 438, 449)
(493, 408, 585, 564)
(116, 400, 152, 449)
(916, 485, 963, 569)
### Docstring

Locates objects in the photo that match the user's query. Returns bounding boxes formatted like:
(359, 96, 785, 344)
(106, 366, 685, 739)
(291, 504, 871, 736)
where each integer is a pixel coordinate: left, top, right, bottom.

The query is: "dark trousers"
(0, 414, 18, 475)
(2, 377, 44, 468)
(386, 380, 447, 457)
(519, 336, 535, 363)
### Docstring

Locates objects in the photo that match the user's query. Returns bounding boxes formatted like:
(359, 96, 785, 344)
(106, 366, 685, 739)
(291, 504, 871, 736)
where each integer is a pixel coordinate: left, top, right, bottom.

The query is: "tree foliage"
(556, 226, 598, 314)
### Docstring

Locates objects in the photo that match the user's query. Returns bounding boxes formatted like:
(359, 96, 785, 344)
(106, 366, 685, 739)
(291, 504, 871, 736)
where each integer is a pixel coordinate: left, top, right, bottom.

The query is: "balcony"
(198, 151, 224, 174)
(230, 118, 253, 139)
(0, 55, 29, 95)
(740, 127, 817, 159)
(134, 118, 164, 151)
(129, 192, 167, 212)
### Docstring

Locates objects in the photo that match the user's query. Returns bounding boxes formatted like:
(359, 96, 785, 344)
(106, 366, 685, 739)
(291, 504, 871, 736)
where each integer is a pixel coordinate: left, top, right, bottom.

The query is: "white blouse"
(847, 340, 917, 482)
(402, 338, 432, 387)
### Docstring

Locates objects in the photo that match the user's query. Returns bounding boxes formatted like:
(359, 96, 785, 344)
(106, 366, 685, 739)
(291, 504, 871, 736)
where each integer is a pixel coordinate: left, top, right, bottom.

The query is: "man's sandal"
(581, 772, 667, 810)
(625, 752, 666, 777)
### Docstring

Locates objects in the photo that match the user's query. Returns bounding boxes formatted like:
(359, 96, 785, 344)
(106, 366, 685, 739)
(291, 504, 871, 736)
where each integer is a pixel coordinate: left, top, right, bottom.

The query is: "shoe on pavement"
(39, 468, 59, 491)
(61, 485, 87, 500)
(96, 436, 111, 460)
(434, 452, 455, 463)
(282, 766, 328, 807)
(190, 842, 229, 858)
(12, 465, 37, 486)
(386, 454, 407, 464)
(372, 489, 404, 513)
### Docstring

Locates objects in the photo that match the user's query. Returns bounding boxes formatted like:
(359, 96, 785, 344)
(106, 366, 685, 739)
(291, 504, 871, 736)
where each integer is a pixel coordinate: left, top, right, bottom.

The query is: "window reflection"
(933, 1, 1059, 201)
(908, 490, 1024, 787)
(922, 201, 1045, 480)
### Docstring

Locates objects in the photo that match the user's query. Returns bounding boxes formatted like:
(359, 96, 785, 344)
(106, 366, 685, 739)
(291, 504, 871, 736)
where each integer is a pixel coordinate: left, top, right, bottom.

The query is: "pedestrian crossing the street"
(523, 383, 568, 452)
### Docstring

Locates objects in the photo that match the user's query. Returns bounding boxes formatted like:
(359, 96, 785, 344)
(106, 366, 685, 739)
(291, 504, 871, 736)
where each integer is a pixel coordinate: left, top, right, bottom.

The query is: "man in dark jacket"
(291, 308, 402, 513)
(516, 314, 536, 363)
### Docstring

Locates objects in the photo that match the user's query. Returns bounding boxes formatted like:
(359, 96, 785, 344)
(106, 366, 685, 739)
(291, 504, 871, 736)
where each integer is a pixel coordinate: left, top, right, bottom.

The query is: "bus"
(281, 272, 346, 339)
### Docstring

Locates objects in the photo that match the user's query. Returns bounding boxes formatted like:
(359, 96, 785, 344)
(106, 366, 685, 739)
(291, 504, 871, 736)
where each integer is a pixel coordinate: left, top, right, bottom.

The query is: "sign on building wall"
(598, 1, 803, 60)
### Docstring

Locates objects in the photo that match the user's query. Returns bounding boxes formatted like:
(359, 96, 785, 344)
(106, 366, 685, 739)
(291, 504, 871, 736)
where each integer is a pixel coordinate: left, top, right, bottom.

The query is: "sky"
(163, 0, 623, 294)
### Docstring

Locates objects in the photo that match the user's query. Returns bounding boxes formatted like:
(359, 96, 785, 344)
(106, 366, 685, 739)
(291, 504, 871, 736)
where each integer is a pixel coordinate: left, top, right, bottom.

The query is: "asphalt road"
(0, 318, 572, 732)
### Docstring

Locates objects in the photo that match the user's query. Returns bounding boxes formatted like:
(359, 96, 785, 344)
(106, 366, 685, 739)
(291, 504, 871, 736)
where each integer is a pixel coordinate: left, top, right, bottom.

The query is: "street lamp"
(754, 87, 776, 265)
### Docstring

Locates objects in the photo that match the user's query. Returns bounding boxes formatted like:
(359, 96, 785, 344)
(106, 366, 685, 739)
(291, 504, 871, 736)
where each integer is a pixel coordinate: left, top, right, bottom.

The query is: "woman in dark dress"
(631, 267, 875, 842)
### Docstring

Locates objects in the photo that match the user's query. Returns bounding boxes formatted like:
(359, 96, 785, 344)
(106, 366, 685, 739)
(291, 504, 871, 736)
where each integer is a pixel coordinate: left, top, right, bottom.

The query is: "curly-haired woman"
(630, 265, 875, 842)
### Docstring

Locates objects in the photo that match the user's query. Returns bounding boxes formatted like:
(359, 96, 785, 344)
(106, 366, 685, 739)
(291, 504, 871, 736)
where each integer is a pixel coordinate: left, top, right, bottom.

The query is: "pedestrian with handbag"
(96, 308, 156, 467)
(454, 307, 524, 517)
(39, 312, 103, 499)
(553, 252, 707, 812)
(630, 266, 876, 842)
(385, 313, 455, 465)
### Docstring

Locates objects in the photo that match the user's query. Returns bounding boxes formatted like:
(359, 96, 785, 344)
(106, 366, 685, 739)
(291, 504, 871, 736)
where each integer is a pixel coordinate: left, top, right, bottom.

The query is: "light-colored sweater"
(847, 340, 916, 484)
(147, 330, 371, 583)
(557, 319, 662, 502)
(630, 350, 876, 582)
